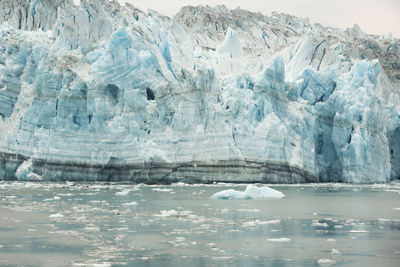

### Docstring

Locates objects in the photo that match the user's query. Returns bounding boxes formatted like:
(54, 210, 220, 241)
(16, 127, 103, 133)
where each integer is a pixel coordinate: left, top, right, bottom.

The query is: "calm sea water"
(0, 182, 399, 266)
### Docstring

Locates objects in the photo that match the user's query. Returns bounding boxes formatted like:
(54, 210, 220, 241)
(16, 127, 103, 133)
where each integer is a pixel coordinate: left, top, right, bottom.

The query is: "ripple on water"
(0, 182, 399, 266)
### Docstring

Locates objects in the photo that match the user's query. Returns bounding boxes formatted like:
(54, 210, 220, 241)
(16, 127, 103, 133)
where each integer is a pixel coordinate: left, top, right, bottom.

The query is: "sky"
(124, 0, 400, 38)
(73, 0, 400, 38)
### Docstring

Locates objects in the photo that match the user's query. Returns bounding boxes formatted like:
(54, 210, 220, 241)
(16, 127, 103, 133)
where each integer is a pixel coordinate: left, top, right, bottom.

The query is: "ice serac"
(0, 1, 399, 183)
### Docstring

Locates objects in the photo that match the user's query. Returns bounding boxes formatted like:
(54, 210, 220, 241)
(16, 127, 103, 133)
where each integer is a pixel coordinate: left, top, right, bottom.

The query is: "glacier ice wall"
(0, 0, 399, 183)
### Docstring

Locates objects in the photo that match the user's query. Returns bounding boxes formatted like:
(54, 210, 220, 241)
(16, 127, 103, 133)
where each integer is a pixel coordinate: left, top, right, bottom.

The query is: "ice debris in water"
(121, 201, 138, 206)
(317, 258, 336, 265)
(242, 219, 281, 227)
(267, 238, 291, 242)
(211, 185, 285, 200)
(115, 189, 131, 196)
(330, 248, 341, 255)
(152, 188, 173, 192)
(155, 209, 179, 217)
(312, 220, 329, 227)
(154, 210, 195, 218)
(49, 213, 64, 218)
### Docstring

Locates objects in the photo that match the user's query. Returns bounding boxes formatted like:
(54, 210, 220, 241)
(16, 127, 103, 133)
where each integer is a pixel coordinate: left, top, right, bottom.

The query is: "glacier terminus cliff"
(0, 0, 399, 183)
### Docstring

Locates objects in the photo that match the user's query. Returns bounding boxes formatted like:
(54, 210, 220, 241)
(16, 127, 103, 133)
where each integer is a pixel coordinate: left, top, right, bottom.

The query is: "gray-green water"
(0, 182, 399, 266)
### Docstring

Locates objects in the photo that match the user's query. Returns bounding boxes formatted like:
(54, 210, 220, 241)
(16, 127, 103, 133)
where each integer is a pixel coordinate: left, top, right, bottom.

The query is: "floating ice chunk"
(212, 189, 247, 199)
(267, 238, 291, 242)
(330, 248, 341, 255)
(242, 219, 280, 228)
(211, 256, 233, 260)
(84, 225, 100, 232)
(24, 182, 42, 189)
(245, 185, 285, 199)
(91, 263, 112, 267)
(122, 201, 138, 206)
(378, 218, 390, 223)
(49, 213, 64, 218)
(155, 209, 179, 217)
(152, 188, 173, 192)
(238, 209, 261, 212)
(58, 193, 73, 196)
(261, 219, 281, 225)
(115, 189, 131, 196)
(0, 184, 10, 190)
(211, 185, 285, 200)
(349, 230, 369, 233)
(312, 220, 329, 227)
(175, 237, 186, 242)
(242, 221, 258, 227)
(317, 258, 336, 265)
(220, 208, 229, 214)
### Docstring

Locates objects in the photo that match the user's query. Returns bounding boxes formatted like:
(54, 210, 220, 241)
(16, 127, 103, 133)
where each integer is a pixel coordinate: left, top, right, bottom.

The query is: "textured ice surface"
(0, 1, 399, 183)
(211, 185, 285, 199)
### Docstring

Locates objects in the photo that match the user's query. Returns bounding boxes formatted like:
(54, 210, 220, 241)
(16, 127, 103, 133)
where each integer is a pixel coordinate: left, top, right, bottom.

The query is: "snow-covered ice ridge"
(0, 0, 399, 183)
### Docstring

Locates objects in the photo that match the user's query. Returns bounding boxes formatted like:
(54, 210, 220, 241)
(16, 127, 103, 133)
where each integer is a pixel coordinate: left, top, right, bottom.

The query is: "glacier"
(0, 0, 399, 183)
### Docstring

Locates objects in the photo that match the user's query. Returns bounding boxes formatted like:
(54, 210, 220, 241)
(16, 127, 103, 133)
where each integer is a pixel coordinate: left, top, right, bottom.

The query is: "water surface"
(0, 182, 399, 266)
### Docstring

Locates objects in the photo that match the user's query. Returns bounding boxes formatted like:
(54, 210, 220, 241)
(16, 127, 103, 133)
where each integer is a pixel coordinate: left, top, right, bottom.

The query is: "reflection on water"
(0, 182, 399, 266)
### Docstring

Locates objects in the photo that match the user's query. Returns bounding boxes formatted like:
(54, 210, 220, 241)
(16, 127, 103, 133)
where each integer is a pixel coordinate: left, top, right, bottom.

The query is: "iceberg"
(211, 185, 285, 200)
(0, 1, 399, 183)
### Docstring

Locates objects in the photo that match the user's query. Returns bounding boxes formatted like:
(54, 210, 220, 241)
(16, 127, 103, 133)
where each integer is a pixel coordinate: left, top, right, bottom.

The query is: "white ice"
(211, 185, 285, 200)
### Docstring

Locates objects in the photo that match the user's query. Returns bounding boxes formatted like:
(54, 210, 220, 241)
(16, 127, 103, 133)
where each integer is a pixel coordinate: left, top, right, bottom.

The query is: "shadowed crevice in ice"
(389, 127, 400, 180)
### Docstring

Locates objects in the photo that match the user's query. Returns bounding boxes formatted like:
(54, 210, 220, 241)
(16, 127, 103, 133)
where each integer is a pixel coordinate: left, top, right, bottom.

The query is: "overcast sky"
(73, 0, 400, 37)
(120, 0, 400, 38)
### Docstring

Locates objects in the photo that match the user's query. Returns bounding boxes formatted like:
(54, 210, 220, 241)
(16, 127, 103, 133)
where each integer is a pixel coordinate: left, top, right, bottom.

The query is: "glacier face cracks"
(0, 0, 399, 183)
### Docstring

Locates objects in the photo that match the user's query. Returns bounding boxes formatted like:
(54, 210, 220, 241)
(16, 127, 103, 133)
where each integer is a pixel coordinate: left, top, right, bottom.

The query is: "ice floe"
(211, 185, 285, 200)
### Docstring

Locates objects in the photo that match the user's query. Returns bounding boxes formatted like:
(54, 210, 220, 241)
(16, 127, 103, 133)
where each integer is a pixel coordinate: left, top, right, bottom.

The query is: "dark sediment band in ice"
(0, 152, 317, 183)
